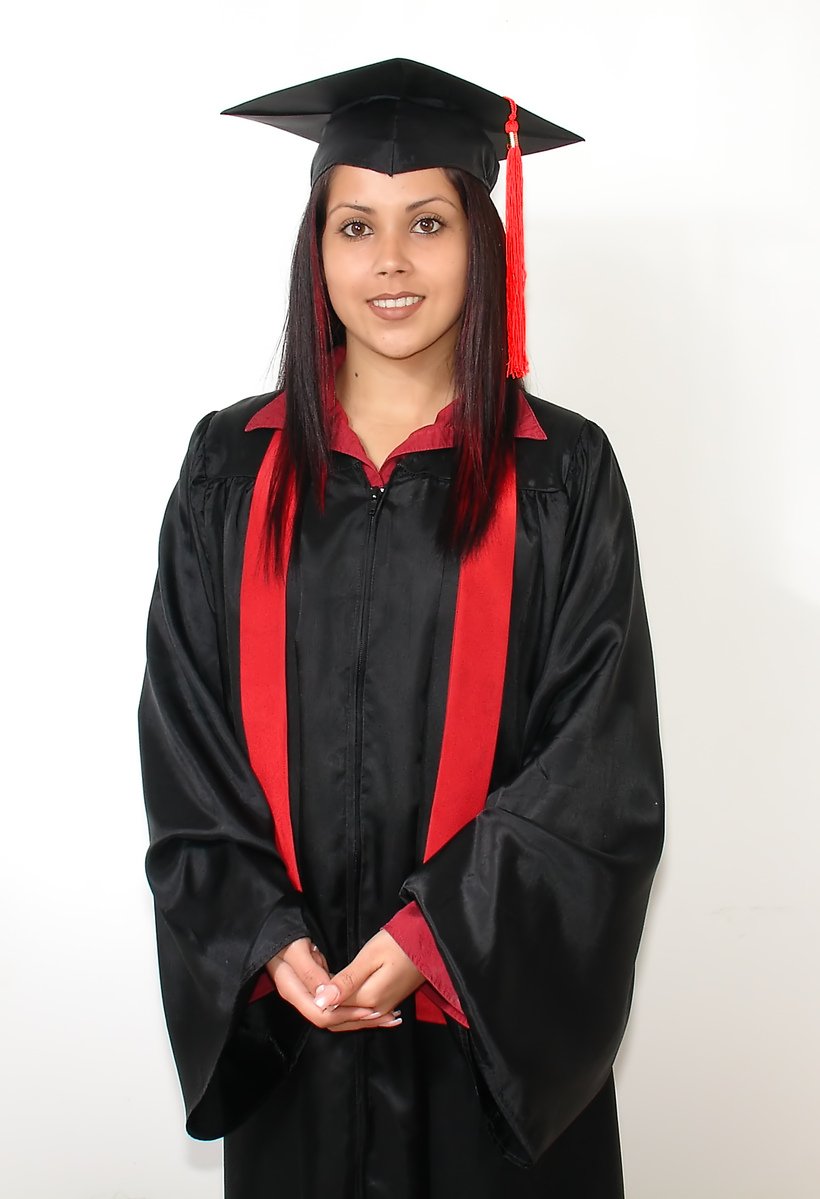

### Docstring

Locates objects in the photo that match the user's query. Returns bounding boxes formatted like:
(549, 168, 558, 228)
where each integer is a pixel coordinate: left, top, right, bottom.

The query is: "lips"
(366, 294, 425, 321)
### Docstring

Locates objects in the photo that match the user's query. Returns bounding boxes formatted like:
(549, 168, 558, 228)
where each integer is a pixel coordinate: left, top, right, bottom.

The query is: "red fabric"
(239, 436, 301, 894)
(382, 901, 469, 1027)
(249, 971, 275, 1002)
(241, 432, 299, 1009)
(421, 456, 516, 858)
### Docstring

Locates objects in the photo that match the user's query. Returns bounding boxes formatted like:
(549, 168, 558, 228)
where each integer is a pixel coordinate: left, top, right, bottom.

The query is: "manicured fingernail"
(314, 985, 339, 1009)
(384, 1017, 402, 1027)
(364, 1011, 383, 1019)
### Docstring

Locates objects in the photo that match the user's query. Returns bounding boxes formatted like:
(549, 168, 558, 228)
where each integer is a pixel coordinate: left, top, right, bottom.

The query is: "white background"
(2, 2, 819, 1196)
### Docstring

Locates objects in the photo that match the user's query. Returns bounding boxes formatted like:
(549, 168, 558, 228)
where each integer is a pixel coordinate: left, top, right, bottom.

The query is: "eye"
(339, 219, 371, 239)
(413, 215, 445, 235)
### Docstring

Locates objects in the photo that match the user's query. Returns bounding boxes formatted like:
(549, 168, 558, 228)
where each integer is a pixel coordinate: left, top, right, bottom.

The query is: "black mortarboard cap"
(221, 57, 583, 192)
(221, 59, 584, 377)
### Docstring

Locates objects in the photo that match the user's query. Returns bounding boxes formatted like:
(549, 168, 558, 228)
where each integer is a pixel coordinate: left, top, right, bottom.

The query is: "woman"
(139, 59, 664, 1199)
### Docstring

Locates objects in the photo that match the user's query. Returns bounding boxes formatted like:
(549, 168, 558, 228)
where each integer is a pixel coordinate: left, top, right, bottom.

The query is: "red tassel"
(503, 96, 528, 379)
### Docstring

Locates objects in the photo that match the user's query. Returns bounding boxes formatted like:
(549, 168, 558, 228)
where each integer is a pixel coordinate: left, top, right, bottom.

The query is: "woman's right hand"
(266, 937, 402, 1032)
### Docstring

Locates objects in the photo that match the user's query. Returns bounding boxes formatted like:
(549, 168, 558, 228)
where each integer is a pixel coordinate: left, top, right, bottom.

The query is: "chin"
(361, 326, 460, 362)
(372, 341, 436, 360)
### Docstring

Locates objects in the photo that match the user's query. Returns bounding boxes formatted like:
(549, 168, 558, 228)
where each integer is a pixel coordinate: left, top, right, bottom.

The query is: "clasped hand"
(266, 931, 426, 1032)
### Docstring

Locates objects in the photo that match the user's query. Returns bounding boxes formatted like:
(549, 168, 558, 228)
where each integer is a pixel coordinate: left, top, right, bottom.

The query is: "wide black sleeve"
(138, 414, 314, 1140)
(399, 419, 665, 1166)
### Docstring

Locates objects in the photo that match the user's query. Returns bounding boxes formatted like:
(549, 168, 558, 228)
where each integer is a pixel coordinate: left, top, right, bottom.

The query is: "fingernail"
(364, 1011, 383, 1019)
(384, 1017, 402, 1027)
(314, 985, 339, 1009)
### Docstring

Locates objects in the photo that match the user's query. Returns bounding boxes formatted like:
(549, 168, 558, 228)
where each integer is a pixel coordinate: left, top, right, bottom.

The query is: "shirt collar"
(244, 347, 547, 469)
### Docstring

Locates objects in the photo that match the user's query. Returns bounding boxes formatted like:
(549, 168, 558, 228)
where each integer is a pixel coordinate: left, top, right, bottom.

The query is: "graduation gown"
(138, 377, 664, 1199)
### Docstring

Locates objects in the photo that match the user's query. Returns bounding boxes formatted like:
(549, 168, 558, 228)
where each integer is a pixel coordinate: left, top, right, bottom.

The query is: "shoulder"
(517, 389, 608, 491)
(188, 390, 282, 482)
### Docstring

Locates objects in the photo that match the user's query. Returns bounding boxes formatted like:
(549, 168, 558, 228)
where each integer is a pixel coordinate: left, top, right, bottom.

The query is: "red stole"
(240, 432, 517, 1021)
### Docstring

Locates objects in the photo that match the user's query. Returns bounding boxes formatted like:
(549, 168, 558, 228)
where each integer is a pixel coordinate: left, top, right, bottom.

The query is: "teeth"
(371, 296, 423, 309)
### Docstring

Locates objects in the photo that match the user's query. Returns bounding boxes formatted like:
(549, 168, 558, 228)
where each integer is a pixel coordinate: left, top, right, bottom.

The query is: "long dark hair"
(263, 164, 522, 576)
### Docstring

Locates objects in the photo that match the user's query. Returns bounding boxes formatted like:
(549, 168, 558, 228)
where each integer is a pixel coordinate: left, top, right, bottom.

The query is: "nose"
(373, 226, 412, 277)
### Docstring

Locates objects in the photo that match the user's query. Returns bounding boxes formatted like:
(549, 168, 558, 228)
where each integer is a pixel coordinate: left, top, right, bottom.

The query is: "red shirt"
(246, 367, 546, 487)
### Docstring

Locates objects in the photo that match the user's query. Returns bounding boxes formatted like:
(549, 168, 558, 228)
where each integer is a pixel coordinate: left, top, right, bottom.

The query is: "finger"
(273, 961, 337, 1026)
(319, 967, 363, 1009)
(334, 976, 404, 1015)
(325, 1004, 402, 1028)
(320, 1006, 384, 1025)
(324, 962, 388, 1012)
(324, 939, 389, 1005)
(328, 1015, 403, 1033)
(310, 945, 329, 972)
(316, 963, 364, 1011)
(280, 942, 335, 1000)
(273, 963, 386, 1028)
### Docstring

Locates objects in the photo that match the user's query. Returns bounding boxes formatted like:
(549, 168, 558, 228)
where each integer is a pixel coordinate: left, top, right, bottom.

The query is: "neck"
(334, 336, 456, 426)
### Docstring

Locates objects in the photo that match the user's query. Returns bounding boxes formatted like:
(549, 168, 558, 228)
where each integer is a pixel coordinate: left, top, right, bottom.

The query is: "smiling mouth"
(369, 295, 424, 309)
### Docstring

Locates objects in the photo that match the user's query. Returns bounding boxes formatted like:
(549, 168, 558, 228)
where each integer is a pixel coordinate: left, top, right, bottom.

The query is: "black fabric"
(224, 1020, 624, 1199)
(220, 57, 584, 189)
(138, 390, 664, 1198)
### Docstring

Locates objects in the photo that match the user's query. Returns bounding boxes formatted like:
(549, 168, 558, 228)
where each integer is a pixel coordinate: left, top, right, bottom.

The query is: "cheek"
(442, 241, 469, 307)
(320, 236, 339, 294)
(321, 240, 360, 313)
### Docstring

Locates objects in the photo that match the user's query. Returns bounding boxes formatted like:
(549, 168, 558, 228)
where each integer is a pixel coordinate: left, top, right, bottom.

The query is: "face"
(320, 165, 469, 365)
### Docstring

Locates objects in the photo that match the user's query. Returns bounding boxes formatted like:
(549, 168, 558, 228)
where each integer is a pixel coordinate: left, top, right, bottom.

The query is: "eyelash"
(337, 215, 447, 239)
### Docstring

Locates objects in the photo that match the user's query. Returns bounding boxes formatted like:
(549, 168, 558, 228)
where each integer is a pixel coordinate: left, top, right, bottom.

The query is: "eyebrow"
(327, 195, 459, 218)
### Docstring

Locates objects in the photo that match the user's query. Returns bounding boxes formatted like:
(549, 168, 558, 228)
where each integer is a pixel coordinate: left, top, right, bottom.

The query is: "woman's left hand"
(312, 930, 426, 1024)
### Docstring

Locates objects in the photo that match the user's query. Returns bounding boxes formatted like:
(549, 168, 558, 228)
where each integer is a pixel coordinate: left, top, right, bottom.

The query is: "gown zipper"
(349, 480, 387, 957)
(349, 475, 389, 1199)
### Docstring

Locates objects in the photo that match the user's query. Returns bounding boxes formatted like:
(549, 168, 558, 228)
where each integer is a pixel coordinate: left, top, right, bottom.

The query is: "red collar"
(245, 347, 546, 487)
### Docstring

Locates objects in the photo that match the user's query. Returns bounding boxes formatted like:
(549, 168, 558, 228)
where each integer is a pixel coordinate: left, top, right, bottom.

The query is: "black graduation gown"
(138, 387, 664, 1199)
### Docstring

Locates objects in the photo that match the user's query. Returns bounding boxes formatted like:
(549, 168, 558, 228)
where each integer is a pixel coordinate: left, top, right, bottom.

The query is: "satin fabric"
(138, 387, 664, 1198)
(383, 899, 469, 1027)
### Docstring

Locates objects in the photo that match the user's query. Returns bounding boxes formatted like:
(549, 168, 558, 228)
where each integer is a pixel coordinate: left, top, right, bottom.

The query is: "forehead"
(324, 164, 460, 207)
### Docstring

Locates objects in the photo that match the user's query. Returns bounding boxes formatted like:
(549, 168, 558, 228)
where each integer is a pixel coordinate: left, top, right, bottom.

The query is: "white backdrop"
(2, 2, 819, 1196)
